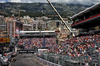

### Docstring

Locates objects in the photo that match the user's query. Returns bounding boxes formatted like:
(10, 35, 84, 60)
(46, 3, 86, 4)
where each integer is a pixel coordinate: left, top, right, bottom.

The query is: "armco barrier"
(36, 56, 61, 66)
(37, 52, 100, 66)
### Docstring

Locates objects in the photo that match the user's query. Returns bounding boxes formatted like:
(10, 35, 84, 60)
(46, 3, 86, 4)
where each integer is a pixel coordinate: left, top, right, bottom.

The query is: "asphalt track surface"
(11, 54, 44, 66)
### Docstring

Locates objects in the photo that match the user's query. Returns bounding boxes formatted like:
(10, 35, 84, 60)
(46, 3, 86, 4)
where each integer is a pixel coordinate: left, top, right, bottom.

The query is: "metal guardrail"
(38, 52, 100, 66)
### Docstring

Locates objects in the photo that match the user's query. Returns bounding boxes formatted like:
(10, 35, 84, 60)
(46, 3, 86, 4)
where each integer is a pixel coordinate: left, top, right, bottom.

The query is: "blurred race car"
(11, 52, 17, 58)
(0, 56, 9, 66)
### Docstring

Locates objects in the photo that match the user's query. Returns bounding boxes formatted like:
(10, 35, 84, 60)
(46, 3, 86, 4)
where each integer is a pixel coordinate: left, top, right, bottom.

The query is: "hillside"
(0, 3, 92, 18)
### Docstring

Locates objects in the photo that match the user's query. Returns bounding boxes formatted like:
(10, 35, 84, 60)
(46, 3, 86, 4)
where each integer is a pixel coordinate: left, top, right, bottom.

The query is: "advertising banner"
(15, 27, 20, 36)
(0, 38, 10, 43)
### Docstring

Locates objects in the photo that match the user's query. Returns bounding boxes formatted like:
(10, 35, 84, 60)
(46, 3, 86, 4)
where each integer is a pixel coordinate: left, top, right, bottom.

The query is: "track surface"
(11, 54, 44, 66)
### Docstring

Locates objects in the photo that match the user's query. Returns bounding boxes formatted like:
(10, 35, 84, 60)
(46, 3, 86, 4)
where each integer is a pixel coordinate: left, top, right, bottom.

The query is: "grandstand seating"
(18, 38, 56, 49)
(18, 33, 100, 66)
(37, 34, 100, 66)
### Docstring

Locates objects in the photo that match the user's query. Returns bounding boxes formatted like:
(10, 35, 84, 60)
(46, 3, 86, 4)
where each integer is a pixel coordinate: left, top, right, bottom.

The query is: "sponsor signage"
(0, 38, 10, 43)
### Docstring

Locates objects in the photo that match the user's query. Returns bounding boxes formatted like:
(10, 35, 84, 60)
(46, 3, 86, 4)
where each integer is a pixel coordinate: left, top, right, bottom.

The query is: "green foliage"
(2, 31, 7, 34)
(38, 26, 42, 31)
(0, 3, 90, 18)
(20, 12, 43, 17)
(67, 35, 70, 39)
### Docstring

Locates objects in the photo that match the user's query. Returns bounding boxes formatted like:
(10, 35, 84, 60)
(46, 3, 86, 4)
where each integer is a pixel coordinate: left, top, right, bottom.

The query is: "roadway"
(11, 54, 45, 66)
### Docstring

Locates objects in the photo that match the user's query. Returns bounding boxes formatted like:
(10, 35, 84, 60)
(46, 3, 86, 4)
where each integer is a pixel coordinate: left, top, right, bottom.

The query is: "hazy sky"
(0, 0, 100, 5)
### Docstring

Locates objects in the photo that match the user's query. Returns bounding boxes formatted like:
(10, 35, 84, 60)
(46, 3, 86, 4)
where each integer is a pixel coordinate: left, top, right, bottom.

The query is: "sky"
(0, 0, 100, 5)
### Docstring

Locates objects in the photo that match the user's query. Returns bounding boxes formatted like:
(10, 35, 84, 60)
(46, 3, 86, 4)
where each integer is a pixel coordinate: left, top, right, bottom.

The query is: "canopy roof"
(71, 3, 100, 19)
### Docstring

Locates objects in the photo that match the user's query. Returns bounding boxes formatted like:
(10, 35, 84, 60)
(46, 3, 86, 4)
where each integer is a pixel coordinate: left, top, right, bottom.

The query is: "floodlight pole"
(47, 0, 75, 37)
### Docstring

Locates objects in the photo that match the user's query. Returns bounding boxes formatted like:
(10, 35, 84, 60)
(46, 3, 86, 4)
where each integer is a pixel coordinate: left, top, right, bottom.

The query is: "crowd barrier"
(37, 52, 100, 66)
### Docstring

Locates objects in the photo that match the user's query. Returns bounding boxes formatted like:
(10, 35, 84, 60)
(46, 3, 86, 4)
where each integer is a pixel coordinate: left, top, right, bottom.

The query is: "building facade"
(5, 17, 23, 37)
(0, 16, 6, 33)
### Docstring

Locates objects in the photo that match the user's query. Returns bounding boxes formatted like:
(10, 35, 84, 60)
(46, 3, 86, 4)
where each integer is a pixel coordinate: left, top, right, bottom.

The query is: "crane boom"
(47, 0, 75, 36)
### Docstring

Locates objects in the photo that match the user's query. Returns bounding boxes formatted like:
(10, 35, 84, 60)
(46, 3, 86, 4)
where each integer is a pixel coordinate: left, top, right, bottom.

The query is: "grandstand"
(18, 31, 57, 49)
(71, 3, 100, 35)
(37, 3, 100, 66)
(16, 3, 100, 66)
(69, 3, 100, 66)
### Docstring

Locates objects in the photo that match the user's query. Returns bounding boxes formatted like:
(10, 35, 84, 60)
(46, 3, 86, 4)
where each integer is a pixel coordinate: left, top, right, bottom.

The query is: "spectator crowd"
(48, 34, 100, 62)
(18, 34, 100, 63)
(18, 38, 56, 49)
